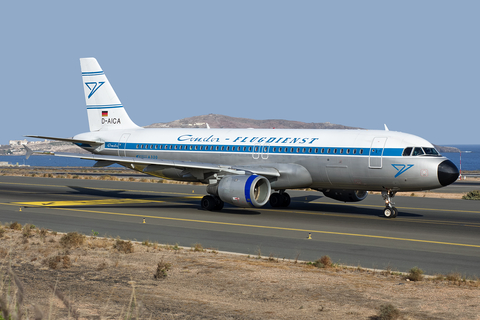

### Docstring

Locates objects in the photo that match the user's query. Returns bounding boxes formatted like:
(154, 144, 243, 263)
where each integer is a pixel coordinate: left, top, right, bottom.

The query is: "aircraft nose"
(438, 159, 459, 186)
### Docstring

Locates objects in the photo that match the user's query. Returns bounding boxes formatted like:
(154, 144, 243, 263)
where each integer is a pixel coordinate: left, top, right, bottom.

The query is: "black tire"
(269, 193, 283, 207)
(201, 195, 217, 211)
(213, 200, 224, 211)
(391, 207, 398, 218)
(281, 193, 291, 207)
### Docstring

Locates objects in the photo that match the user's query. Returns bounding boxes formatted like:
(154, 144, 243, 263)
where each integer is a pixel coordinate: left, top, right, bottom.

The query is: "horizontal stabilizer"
(25, 135, 103, 147)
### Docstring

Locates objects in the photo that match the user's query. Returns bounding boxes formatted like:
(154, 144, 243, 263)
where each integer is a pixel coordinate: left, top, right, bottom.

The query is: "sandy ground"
(0, 227, 478, 320)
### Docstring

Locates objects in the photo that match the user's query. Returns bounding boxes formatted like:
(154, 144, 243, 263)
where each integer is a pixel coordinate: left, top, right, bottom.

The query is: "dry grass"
(0, 226, 479, 318)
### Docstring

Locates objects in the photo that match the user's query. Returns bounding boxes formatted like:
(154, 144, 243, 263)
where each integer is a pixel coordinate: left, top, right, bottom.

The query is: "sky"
(1, 1, 478, 146)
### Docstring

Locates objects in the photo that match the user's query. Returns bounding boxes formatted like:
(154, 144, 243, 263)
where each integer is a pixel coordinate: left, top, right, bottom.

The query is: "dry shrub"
(89, 238, 109, 249)
(10, 222, 22, 230)
(462, 190, 480, 200)
(63, 255, 72, 268)
(22, 224, 34, 238)
(406, 266, 424, 281)
(47, 255, 71, 269)
(39, 228, 48, 240)
(193, 243, 204, 252)
(154, 260, 172, 279)
(0, 227, 5, 238)
(376, 303, 401, 320)
(60, 232, 86, 248)
(446, 272, 462, 282)
(114, 239, 134, 253)
(313, 255, 332, 268)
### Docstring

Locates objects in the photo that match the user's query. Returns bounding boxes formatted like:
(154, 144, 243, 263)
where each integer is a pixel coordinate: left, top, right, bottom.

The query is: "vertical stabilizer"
(80, 58, 140, 131)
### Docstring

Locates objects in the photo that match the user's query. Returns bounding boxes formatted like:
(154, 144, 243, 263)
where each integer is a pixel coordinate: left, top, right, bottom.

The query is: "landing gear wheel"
(269, 193, 283, 207)
(201, 195, 217, 211)
(281, 193, 291, 207)
(391, 207, 398, 218)
(213, 200, 224, 211)
(383, 206, 398, 219)
(382, 190, 398, 218)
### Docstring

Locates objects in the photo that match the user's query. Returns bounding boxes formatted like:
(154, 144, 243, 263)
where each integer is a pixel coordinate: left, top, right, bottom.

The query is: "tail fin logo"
(85, 82, 105, 99)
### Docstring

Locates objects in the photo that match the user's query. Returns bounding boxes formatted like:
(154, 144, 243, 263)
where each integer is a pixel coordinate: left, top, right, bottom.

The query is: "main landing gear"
(201, 195, 224, 211)
(382, 190, 398, 218)
(269, 191, 291, 208)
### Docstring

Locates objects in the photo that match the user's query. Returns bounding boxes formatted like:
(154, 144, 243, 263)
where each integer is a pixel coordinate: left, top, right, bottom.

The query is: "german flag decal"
(102, 111, 108, 117)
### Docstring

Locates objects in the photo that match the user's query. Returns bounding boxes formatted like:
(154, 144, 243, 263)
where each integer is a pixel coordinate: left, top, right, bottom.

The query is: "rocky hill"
(146, 114, 359, 129)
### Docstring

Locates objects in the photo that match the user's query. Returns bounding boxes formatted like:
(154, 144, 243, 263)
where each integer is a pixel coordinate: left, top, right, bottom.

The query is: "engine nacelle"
(322, 189, 368, 202)
(207, 175, 271, 208)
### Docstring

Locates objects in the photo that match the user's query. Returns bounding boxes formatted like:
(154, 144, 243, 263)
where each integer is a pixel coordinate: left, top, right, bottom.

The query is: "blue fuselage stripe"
(102, 141, 404, 157)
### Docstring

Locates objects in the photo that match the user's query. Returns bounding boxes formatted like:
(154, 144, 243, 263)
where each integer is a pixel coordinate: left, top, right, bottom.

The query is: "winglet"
(384, 124, 389, 131)
(24, 145, 34, 160)
(23, 145, 55, 159)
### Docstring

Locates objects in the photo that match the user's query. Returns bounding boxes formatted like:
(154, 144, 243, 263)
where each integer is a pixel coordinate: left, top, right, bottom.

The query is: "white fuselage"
(74, 127, 450, 192)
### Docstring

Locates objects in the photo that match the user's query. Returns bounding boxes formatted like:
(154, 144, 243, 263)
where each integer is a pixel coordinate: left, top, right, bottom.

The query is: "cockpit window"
(412, 147, 424, 156)
(402, 147, 413, 156)
(422, 147, 439, 156)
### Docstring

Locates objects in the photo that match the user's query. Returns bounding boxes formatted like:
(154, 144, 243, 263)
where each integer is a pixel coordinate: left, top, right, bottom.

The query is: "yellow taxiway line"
(2, 201, 478, 249)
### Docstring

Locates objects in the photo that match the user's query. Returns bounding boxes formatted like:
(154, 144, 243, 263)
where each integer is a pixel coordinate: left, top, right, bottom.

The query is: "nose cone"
(438, 160, 459, 186)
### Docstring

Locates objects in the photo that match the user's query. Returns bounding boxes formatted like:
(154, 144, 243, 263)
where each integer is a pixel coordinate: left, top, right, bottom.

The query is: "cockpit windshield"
(422, 147, 439, 156)
(402, 147, 440, 156)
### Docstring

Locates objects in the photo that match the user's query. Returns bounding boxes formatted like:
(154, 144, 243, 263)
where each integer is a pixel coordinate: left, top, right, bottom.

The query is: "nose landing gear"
(382, 190, 398, 218)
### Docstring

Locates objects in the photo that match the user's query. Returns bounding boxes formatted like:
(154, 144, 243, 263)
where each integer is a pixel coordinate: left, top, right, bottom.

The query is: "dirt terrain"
(0, 227, 478, 320)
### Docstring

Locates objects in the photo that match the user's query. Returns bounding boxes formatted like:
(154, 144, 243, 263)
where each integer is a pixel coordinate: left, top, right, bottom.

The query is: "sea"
(1, 144, 479, 171)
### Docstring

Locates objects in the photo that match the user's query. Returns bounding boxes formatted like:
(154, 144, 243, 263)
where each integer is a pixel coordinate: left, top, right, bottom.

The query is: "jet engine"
(322, 189, 368, 202)
(207, 175, 271, 208)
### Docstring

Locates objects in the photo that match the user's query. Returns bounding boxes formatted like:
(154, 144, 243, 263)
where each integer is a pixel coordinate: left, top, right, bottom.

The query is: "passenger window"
(412, 147, 424, 156)
(327, 148, 330, 154)
(321, 148, 325, 153)
(402, 147, 413, 156)
(360, 149, 363, 154)
(353, 149, 356, 154)
(333, 149, 337, 154)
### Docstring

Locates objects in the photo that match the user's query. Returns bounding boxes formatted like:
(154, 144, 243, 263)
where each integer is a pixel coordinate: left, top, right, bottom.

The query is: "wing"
(24, 147, 281, 180)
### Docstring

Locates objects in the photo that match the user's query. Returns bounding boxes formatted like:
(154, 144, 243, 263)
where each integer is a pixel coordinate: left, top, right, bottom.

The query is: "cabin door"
(118, 133, 130, 157)
(369, 137, 387, 169)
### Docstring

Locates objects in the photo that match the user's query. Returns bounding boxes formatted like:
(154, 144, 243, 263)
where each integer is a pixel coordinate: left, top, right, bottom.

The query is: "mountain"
(146, 114, 359, 130)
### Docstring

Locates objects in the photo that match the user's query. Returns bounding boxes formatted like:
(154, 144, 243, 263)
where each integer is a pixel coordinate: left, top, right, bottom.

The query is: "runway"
(0, 176, 479, 277)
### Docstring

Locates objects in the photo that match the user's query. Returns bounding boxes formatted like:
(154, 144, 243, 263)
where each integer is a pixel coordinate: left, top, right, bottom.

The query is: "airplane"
(26, 57, 459, 218)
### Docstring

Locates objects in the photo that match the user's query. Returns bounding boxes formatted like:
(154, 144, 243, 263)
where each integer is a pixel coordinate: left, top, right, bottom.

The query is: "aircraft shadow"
(63, 186, 422, 218)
